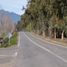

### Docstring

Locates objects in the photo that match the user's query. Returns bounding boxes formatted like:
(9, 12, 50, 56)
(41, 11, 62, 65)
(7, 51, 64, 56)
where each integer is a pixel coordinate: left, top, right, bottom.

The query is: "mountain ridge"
(0, 10, 19, 35)
(0, 10, 20, 23)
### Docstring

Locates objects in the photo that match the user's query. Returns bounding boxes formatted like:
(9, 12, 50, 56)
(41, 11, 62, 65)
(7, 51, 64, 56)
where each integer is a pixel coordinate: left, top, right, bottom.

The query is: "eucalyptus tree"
(49, 0, 67, 39)
(18, 0, 67, 39)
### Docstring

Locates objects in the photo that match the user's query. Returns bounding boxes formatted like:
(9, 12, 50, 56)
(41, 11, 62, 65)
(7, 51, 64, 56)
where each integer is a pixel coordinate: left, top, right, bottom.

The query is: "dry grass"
(32, 32, 67, 46)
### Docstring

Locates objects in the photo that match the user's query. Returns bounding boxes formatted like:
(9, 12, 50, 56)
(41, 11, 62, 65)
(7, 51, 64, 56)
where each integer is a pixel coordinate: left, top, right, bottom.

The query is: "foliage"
(17, 0, 67, 39)
(0, 32, 18, 48)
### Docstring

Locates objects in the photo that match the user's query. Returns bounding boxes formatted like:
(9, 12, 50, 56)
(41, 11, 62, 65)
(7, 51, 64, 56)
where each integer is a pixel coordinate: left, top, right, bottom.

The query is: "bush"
(0, 32, 18, 48)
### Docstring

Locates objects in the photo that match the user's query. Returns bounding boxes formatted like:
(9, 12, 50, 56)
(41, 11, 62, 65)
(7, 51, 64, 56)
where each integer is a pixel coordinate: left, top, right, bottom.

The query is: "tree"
(17, 0, 67, 40)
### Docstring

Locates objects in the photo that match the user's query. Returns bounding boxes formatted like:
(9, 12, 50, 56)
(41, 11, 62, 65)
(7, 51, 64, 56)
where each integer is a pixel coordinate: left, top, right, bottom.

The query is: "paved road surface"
(13, 32, 67, 67)
(0, 31, 67, 67)
(0, 43, 18, 67)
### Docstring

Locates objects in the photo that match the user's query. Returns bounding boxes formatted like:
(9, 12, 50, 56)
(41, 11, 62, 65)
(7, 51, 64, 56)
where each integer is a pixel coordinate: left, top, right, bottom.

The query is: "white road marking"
(12, 52, 18, 57)
(24, 32, 67, 63)
(0, 52, 18, 57)
(0, 33, 20, 58)
(30, 33, 67, 49)
(18, 32, 20, 47)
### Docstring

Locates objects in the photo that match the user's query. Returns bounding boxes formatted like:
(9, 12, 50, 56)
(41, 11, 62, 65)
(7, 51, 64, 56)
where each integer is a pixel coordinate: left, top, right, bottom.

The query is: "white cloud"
(0, 0, 28, 15)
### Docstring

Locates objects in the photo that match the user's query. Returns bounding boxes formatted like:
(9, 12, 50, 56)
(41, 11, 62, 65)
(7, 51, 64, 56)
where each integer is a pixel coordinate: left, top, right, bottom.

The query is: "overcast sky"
(0, 0, 28, 15)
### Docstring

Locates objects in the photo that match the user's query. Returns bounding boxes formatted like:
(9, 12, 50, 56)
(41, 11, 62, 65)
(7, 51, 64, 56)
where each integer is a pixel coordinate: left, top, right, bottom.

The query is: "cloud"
(0, 0, 28, 15)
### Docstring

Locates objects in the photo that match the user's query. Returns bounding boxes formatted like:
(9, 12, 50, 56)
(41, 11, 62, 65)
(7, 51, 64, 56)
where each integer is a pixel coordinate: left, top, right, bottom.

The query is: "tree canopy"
(17, 0, 67, 39)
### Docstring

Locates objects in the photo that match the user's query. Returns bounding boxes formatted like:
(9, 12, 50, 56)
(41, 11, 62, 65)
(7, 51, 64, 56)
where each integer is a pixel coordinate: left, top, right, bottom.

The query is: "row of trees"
(17, 0, 67, 40)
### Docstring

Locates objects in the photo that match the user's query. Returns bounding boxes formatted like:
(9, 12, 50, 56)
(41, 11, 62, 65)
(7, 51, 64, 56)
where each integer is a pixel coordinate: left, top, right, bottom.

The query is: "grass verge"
(0, 32, 18, 48)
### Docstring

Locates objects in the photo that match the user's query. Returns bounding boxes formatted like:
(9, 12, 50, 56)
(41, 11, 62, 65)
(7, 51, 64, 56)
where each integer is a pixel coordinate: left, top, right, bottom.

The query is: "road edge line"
(30, 33, 67, 49)
(18, 32, 20, 47)
(24, 32, 67, 63)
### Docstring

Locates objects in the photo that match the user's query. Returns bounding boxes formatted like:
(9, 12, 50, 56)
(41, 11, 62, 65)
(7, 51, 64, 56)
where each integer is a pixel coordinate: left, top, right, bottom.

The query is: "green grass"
(10, 32, 18, 46)
(0, 32, 18, 48)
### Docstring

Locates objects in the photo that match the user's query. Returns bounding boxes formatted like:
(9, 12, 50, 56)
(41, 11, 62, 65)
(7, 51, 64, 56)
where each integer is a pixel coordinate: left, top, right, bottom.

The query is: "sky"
(0, 0, 28, 15)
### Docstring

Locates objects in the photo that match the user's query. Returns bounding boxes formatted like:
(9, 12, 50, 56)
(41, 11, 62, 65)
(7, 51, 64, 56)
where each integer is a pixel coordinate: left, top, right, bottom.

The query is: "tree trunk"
(37, 30, 40, 35)
(54, 29, 56, 39)
(61, 30, 64, 40)
(42, 31, 45, 37)
(49, 28, 52, 38)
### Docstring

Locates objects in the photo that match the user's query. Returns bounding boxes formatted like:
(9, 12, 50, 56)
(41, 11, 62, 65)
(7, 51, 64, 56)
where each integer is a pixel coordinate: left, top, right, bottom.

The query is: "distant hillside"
(0, 10, 20, 23)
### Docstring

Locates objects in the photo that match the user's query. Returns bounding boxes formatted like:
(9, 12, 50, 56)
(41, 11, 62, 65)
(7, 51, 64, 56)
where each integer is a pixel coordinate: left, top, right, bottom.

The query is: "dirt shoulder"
(31, 32, 67, 47)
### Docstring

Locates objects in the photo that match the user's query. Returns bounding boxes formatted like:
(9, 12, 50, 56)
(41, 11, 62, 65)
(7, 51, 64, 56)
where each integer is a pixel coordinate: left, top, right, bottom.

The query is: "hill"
(0, 10, 20, 23)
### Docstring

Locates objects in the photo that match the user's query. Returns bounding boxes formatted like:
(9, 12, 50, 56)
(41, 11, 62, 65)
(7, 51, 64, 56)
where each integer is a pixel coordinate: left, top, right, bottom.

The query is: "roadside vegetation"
(17, 0, 67, 43)
(0, 32, 18, 48)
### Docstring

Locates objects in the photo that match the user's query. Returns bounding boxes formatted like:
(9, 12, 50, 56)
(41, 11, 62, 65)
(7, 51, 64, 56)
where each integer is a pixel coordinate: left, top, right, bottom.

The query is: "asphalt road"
(0, 44, 18, 67)
(12, 32, 67, 67)
(0, 31, 67, 67)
